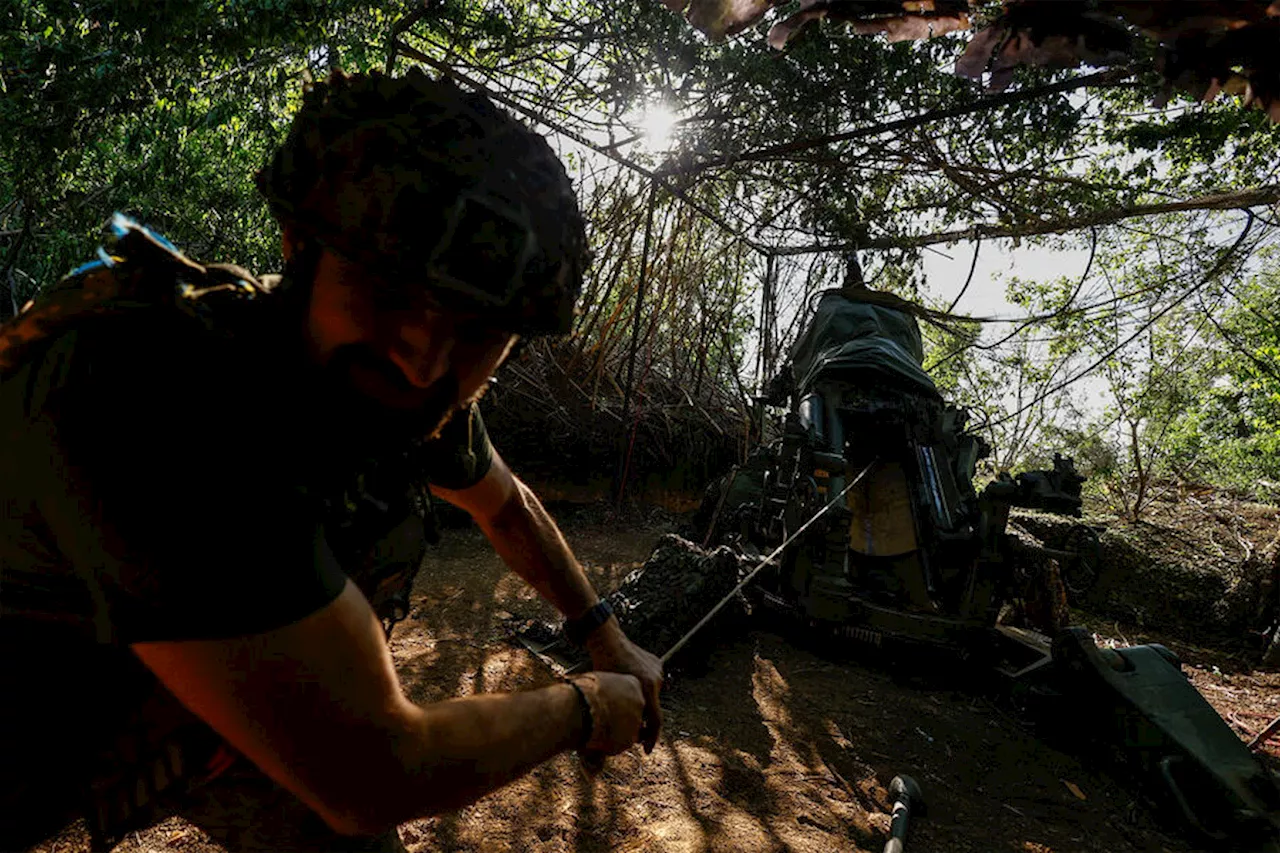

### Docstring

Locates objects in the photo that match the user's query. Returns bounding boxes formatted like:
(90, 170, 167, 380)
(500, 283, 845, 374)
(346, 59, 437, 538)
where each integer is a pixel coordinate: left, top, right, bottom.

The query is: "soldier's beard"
(318, 343, 465, 447)
(275, 262, 488, 452)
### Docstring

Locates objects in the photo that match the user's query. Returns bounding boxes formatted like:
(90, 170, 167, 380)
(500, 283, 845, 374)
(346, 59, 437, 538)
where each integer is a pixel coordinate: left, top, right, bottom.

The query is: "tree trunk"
(1129, 419, 1147, 522)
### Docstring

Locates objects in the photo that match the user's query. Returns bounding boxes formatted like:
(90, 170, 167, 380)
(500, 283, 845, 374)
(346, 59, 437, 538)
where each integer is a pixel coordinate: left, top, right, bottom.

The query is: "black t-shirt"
(0, 297, 494, 842)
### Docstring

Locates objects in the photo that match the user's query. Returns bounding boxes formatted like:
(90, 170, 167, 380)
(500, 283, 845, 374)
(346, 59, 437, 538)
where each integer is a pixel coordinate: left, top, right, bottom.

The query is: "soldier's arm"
(132, 581, 642, 836)
(38, 313, 644, 835)
(430, 450, 599, 618)
(431, 449, 664, 750)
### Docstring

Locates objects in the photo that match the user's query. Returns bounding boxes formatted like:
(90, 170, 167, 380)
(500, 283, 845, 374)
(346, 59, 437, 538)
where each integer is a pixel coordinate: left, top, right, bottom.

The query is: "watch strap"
(563, 599, 614, 646)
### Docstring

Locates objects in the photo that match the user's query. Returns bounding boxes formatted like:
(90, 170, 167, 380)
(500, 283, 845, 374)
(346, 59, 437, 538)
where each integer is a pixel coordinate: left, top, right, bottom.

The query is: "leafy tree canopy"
(2, 1, 1278, 500)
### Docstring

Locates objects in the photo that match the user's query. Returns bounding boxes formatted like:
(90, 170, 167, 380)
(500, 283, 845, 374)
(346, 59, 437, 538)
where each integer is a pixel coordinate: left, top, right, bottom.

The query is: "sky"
(922, 241, 1093, 321)
(922, 239, 1105, 426)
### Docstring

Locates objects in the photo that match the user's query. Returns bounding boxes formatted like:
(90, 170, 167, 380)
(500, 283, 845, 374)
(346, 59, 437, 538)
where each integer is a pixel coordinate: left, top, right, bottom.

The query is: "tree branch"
(386, 1, 441, 74)
(985, 212, 1259, 428)
(657, 68, 1137, 178)
(769, 185, 1280, 255)
(392, 40, 769, 254)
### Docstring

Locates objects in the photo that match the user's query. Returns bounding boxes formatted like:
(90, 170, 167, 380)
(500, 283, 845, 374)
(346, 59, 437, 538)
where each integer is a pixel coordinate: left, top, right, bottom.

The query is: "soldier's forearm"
(306, 682, 588, 835)
(376, 683, 586, 825)
(476, 476, 600, 619)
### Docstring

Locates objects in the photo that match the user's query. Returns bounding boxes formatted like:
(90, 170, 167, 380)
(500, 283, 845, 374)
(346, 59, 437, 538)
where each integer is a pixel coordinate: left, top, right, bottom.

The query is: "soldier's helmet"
(257, 67, 586, 336)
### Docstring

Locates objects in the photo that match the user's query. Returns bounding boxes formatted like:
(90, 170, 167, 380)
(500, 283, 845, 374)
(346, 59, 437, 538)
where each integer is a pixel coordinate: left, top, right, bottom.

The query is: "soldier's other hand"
(586, 623, 664, 753)
(571, 672, 645, 756)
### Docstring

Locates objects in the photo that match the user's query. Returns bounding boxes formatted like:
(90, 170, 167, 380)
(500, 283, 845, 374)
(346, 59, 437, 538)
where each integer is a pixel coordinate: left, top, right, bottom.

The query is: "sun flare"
(639, 104, 677, 152)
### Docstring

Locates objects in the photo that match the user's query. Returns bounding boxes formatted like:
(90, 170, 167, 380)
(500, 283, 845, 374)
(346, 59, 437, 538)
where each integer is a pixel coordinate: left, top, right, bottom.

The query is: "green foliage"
(1163, 251, 1280, 492)
(0, 0, 381, 306)
(983, 218, 1279, 513)
(1097, 93, 1280, 189)
(3, 0, 1279, 499)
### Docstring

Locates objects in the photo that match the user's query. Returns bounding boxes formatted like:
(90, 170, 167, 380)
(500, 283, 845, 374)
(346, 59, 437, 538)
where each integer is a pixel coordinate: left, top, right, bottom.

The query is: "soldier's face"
(302, 247, 517, 437)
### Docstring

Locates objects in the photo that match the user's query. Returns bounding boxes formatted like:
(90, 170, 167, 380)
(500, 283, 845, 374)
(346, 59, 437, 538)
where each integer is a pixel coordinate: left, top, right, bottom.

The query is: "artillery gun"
(700, 283, 1089, 653)
(693, 278, 1280, 847)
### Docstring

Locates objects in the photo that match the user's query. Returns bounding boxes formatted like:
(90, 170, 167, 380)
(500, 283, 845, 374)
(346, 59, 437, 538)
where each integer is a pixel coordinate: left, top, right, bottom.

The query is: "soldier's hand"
(586, 622, 664, 753)
(570, 672, 645, 756)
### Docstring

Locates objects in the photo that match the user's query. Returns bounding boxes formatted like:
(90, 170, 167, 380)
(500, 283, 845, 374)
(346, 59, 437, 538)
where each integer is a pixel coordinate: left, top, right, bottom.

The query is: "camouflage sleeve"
(418, 402, 495, 490)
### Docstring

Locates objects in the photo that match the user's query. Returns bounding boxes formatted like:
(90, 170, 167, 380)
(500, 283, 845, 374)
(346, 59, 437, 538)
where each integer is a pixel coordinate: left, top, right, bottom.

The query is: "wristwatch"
(563, 599, 614, 646)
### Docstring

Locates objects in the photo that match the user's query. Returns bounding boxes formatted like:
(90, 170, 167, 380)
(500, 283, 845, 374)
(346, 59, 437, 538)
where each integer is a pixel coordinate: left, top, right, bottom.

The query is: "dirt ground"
(30, 507, 1280, 853)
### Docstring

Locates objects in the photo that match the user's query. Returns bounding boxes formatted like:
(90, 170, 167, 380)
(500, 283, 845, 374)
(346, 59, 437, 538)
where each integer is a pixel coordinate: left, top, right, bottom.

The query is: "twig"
(663, 69, 1137, 178)
(1228, 712, 1253, 736)
(1112, 622, 1130, 647)
(946, 230, 981, 312)
(1247, 712, 1280, 752)
(819, 756, 879, 813)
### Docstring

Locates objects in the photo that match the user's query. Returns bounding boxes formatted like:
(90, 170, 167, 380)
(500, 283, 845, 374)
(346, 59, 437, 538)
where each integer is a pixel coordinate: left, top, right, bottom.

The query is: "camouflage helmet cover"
(257, 68, 586, 335)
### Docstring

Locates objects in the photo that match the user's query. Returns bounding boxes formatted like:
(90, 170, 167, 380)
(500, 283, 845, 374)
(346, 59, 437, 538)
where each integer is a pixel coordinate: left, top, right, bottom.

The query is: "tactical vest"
(1, 214, 269, 376)
(1, 214, 437, 631)
(0, 215, 436, 849)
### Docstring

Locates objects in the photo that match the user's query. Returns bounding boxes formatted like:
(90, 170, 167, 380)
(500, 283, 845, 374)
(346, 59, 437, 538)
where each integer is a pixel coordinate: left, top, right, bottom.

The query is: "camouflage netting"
(257, 68, 586, 335)
(510, 535, 754, 668)
(1010, 510, 1275, 651)
(509, 511, 1276, 670)
(1003, 522, 1072, 636)
(606, 534, 754, 658)
(785, 290, 940, 398)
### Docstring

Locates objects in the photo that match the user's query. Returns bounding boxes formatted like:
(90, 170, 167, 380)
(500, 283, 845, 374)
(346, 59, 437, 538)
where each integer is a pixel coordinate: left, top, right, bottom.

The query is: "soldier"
(0, 69, 661, 852)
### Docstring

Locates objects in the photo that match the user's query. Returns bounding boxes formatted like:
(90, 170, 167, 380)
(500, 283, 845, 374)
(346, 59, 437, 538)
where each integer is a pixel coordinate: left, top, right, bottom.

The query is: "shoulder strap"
(0, 214, 270, 377)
